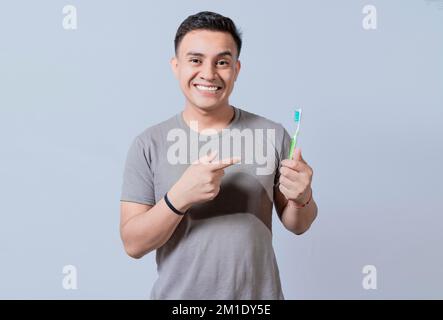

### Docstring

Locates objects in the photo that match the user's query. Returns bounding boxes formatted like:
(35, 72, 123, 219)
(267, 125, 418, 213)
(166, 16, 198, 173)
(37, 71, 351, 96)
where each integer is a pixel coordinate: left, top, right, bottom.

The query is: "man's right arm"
(120, 152, 239, 259)
(120, 190, 190, 259)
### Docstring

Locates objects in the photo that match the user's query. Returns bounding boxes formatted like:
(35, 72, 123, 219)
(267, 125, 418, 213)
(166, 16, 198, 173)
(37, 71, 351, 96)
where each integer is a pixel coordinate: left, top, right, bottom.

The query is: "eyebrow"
(185, 50, 233, 58)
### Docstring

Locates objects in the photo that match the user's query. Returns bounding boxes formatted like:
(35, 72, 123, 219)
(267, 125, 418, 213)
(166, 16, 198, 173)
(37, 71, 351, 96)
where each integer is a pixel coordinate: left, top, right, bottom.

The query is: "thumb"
(292, 147, 302, 161)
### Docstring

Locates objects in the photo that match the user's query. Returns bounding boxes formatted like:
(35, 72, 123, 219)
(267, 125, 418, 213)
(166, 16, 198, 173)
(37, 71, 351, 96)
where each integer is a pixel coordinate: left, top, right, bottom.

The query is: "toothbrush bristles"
(294, 109, 302, 122)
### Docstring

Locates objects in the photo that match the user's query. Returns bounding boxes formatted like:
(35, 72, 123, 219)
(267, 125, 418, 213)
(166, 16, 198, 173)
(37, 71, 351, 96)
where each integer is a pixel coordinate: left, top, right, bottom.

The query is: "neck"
(182, 103, 235, 133)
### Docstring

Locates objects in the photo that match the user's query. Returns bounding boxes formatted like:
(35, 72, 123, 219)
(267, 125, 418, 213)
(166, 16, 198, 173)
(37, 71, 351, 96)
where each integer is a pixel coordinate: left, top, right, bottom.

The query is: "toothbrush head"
(294, 109, 302, 123)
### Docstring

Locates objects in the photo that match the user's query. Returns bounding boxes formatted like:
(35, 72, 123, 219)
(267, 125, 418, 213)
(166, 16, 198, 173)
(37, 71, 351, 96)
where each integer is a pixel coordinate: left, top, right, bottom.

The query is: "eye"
(189, 58, 201, 64)
(217, 60, 229, 67)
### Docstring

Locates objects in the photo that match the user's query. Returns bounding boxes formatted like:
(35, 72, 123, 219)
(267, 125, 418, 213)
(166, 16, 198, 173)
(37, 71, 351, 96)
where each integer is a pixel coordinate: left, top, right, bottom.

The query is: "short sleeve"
(120, 136, 155, 205)
(274, 125, 292, 187)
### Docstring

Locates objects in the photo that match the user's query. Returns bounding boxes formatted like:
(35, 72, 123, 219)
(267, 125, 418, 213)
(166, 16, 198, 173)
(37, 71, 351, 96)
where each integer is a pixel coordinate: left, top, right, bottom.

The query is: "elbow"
(120, 226, 167, 259)
(120, 227, 151, 259)
(121, 232, 144, 259)
(121, 234, 150, 259)
(121, 236, 159, 259)
(123, 243, 145, 259)
(288, 212, 317, 235)
(290, 224, 310, 235)
(282, 216, 312, 235)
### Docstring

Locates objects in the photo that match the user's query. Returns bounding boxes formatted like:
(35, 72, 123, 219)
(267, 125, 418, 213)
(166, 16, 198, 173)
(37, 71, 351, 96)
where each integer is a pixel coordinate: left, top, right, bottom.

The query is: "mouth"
(193, 83, 223, 95)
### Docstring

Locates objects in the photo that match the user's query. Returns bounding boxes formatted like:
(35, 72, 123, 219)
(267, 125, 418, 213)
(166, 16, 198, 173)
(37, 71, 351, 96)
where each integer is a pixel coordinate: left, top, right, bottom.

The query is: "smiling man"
(120, 11, 318, 300)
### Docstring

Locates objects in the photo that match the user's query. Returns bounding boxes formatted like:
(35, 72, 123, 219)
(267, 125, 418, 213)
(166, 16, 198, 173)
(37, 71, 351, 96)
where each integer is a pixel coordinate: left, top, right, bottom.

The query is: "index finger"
(209, 157, 241, 170)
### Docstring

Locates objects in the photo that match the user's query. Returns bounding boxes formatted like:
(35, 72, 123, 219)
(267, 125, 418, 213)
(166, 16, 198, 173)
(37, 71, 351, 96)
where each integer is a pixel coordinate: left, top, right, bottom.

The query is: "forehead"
(178, 29, 237, 57)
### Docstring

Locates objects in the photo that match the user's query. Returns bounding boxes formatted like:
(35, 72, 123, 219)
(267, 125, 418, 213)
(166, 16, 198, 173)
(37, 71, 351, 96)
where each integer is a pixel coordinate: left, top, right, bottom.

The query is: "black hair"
(174, 11, 242, 58)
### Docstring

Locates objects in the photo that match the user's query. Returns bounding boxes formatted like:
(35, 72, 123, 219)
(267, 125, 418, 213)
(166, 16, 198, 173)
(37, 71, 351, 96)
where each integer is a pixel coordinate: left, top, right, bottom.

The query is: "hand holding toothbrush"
(278, 109, 314, 208)
(278, 147, 313, 208)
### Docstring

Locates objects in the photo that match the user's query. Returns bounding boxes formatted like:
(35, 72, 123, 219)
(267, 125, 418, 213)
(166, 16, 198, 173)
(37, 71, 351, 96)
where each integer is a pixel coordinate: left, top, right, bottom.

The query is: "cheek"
(223, 70, 236, 83)
(220, 73, 236, 91)
(178, 68, 196, 86)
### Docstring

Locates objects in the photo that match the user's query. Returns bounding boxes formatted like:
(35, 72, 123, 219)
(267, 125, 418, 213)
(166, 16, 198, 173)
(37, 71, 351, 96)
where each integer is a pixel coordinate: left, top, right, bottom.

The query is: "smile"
(193, 84, 223, 93)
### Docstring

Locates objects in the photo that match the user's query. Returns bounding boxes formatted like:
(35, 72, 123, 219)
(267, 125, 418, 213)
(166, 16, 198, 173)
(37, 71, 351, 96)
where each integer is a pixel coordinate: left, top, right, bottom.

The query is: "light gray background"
(0, 0, 442, 299)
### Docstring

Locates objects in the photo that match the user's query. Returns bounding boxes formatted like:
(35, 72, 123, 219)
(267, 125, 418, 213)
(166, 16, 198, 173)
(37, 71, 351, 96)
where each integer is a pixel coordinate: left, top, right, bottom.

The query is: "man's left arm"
(274, 148, 318, 235)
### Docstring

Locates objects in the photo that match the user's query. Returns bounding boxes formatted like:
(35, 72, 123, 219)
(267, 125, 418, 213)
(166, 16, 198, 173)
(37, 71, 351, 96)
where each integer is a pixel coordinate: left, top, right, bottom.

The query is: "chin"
(193, 104, 220, 111)
(189, 97, 225, 111)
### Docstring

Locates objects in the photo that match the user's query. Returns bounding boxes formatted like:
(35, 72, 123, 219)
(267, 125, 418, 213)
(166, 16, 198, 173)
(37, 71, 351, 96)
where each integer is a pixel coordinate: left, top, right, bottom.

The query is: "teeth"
(195, 85, 219, 91)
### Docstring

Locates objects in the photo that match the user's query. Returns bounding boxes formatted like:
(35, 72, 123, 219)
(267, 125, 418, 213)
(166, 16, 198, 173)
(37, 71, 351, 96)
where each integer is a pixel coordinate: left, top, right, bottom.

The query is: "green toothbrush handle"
(288, 135, 297, 159)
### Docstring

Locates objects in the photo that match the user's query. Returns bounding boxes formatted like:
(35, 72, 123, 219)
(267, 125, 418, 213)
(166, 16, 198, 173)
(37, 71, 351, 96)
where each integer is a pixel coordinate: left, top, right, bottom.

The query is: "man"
(120, 11, 318, 300)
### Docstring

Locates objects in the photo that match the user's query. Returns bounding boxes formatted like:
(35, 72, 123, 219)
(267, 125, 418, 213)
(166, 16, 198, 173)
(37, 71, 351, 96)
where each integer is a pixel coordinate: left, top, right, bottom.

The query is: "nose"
(199, 62, 217, 82)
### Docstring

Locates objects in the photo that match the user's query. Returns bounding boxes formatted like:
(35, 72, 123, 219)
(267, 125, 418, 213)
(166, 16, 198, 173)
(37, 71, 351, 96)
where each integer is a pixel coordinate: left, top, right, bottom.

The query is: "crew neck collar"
(176, 105, 240, 138)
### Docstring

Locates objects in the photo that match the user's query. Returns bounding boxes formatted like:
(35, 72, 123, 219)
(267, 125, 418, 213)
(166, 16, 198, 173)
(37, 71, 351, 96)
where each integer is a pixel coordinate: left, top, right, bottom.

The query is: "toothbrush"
(288, 109, 302, 159)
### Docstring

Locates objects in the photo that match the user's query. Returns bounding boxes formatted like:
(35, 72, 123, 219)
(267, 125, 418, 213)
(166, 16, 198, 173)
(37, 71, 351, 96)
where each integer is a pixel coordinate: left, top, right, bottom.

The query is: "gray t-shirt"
(120, 106, 291, 299)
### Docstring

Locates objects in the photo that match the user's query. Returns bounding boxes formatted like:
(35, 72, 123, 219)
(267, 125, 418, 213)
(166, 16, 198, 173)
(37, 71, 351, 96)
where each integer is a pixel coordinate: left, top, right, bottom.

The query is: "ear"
(234, 59, 241, 81)
(170, 56, 178, 79)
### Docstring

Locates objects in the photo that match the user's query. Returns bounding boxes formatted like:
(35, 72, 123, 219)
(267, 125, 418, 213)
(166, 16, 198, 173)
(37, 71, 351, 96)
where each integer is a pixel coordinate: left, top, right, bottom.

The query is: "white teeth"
(195, 85, 219, 91)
